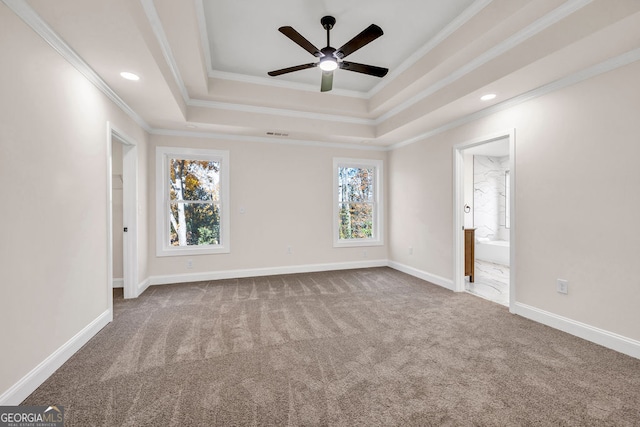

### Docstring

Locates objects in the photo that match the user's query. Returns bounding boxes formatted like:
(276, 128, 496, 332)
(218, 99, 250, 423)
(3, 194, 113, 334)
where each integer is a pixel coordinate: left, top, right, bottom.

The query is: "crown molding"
(195, 0, 595, 128)
(194, 0, 213, 78)
(194, 0, 367, 99)
(366, 0, 493, 98)
(9, 0, 632, 156)
(200, 0, 492, 101)
(150, 128, 388, 152)
(202, 0, 493, 100)
(208, 69, 368, 99)
(1, 0, 152, 132)
(139, 0, 190, 104)
(143, 0, 595, 133)
(390, 47, 640, 150)
(187, 98, 376, 125)
(375, 0, 594, 125)
(162, 47, 640, 152)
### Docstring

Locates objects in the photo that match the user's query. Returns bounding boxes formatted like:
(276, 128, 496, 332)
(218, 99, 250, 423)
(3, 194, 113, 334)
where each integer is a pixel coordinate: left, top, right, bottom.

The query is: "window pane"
(339, 203, 373, 239)
(169, 159, 220, 202)
(338, 167, 374, 203)
(170, 203, 221, 246)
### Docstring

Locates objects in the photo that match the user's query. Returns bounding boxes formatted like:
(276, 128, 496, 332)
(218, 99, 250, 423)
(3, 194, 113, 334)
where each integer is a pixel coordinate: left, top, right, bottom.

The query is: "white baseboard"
(514, 302, 640, 360)
(0, 310, 111, 405)
(387, 261, 455, 291)
(3, 265, 638, 408)
(147, 260, 388, 287)
(137, 278, 151, 296)
(112, 278, 123, 288)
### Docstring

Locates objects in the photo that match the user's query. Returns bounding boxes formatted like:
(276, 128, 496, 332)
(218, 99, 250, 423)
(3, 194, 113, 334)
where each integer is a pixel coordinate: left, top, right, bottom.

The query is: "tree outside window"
(156, 147, 229, 256)
(169, 159, 221, 246)
(338, 166, 374, 239)
(333, 158, 383, 247)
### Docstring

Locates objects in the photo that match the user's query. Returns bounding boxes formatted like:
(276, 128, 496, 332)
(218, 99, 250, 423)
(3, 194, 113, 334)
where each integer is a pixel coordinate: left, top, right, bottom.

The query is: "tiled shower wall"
(474, 155, 509, 241)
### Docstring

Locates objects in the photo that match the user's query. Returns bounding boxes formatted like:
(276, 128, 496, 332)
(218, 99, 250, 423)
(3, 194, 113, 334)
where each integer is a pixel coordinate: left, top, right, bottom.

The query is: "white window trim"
(333, 157, 384, 248)
(156, 146, 230, 257)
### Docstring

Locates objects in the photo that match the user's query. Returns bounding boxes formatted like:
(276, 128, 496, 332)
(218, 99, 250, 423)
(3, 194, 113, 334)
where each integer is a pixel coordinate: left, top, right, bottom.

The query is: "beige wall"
(148, 136, 388, 277)
(389, 60, 640, 341)
(0, 4, 148, 396)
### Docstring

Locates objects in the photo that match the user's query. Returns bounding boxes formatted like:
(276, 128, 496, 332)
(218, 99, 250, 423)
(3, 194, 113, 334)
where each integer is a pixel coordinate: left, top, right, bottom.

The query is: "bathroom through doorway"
(453, 130, 515, 310)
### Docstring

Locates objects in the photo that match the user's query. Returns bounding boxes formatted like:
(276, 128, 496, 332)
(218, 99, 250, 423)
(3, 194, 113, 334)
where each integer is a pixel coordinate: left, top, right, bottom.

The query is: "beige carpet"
(24, 268, 640, 426)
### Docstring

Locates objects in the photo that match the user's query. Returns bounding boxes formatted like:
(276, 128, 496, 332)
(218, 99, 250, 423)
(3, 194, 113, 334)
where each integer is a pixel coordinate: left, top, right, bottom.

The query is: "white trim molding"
(387, 261, 455, 291)
(367, 0, 492, 98)
(147, 260, 388, 287)
(452, 129, 516, 312)
(107, 123, 140, 300)
(514, 303, 640, 360)
(112, 278, 124, 288)
(151, 128, 387, 152)
(390, 48, 640, 150)
(209, 69, 368, 99)
(138, 278, 151, 296)
(1, 0, 151, 132)
(0, 310, 110, 405)
(188, 98, 375, 126)
(8, 0, 639, 154)
(139, 0, 189, 104)
(376, 0, 594, 123)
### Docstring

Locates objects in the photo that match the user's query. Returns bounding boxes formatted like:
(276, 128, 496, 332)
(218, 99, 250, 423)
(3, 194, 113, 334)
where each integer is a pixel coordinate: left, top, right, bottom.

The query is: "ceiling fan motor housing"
(321, 16, 336, 30)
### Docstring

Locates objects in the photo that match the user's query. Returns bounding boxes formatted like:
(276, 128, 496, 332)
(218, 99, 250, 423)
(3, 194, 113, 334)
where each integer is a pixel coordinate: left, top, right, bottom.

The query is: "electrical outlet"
(363, 250, 368, 258)
(409, 247, 414, 255)
(557, 279, 568, 294)
(287, 246, 293, 255)
(187, 259, 193, 269)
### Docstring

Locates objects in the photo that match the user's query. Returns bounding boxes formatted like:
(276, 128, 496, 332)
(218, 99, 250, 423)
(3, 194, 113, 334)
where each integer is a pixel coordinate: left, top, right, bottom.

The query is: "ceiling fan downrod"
(321, 16, 336, 48)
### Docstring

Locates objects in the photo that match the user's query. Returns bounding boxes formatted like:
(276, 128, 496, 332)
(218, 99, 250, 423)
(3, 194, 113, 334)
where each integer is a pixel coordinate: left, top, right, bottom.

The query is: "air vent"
(266, 132, 289, 137)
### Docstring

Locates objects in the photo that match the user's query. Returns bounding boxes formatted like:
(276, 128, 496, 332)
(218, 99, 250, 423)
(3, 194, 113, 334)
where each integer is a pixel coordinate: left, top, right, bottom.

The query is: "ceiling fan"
(268, 16, 389, 92)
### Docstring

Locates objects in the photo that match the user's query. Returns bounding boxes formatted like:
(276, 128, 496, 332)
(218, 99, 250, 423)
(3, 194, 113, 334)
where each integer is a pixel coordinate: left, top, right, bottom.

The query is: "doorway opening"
(107, 123, 139, 314)
(453, 130, 515, 311)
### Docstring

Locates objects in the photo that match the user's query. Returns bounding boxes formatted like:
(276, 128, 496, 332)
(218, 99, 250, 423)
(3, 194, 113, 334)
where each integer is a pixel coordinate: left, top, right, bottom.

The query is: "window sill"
(156, 245, 230, 257)
(333, 239, 383, 248)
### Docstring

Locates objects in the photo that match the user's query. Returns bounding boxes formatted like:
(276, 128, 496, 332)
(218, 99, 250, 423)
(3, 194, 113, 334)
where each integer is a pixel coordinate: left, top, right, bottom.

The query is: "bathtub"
(476, 239, 510, 266)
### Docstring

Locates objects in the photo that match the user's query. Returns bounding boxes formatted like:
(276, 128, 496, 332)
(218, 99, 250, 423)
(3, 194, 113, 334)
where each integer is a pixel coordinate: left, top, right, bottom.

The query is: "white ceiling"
(12, 0, 640, 147)
(202, 0, 475, 93)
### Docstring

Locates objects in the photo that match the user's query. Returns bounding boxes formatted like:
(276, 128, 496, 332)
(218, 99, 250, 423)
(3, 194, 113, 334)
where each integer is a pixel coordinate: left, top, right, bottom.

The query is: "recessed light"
(481, 93, 496, 101)
(120, 72, 140, 81)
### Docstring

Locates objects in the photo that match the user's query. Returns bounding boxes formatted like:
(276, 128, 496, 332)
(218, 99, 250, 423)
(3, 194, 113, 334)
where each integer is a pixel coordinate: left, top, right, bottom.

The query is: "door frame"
(107, 123, 139, 312)
(453, 129, 516, 312)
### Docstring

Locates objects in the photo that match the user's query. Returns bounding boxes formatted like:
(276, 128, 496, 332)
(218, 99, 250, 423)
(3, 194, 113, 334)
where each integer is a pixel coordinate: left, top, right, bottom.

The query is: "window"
(333, 158, 383, 247)
(156, 147, 229, 256)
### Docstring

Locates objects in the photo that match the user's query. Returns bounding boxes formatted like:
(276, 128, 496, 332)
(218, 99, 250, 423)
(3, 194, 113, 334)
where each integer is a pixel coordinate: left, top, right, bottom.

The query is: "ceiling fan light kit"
(319, 57, 338, 71)
(268, 16, 388, 92)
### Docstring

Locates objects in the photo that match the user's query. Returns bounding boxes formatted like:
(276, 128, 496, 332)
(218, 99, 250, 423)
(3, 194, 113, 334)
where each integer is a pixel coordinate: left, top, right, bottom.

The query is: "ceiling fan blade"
(278, 26, 322, 57)
(268, 63, 317, 76)
(320, 71, 334, 92)
(339, 61, 388, 77)
(335, 24, 383, 59)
